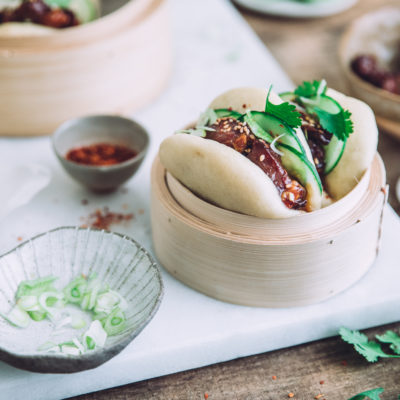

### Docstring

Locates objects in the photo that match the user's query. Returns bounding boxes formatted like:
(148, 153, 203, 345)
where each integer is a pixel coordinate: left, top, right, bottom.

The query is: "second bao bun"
(159, 87, 378, 219)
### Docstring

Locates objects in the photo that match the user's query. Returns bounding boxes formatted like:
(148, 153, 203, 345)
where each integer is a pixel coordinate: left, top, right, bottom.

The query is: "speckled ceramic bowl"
(339, 7, 400, 139)
(0, 227, 163, 373)
(53, 115, 150, 192)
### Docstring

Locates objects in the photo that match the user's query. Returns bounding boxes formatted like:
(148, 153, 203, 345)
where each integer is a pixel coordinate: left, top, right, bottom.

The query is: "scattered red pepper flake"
(17, 236, 23, 242)
(242, 103, 247, 108)
(204, 393, 209, 399)
(66, 143, 137, 167)
(288, 393, 294, 398)
(319, 380, 325, 385)
(315, 394, 323, 399)
(341, 360, 348, 366)
(272, 375, 277, 380)
(80, 207, 134, 230)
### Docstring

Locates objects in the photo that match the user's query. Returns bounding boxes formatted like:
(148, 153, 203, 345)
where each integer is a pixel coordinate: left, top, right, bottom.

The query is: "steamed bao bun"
(159, 87, 378, 219)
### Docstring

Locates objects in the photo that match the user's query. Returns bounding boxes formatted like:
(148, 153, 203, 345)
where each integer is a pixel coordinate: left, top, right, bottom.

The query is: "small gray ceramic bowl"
(0, 227, 163, 373)
(53, 115, 149, 192)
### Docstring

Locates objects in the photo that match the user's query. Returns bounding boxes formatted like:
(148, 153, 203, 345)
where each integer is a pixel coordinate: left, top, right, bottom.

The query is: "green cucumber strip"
(243, 111, 305, 154)
(301, 94, 347, 175)
(213, 109, 242, 119)
(324, 135, 346, 174)
(280, 92, 347, 175)
(279, 92, 296, 103)
(240, 112, 274, 143)
(279, 143, 323, 193)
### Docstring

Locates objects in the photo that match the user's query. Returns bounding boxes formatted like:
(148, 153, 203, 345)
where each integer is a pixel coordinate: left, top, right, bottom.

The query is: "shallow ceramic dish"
(0, 227, 163, 373)
(52, 115, 149, 192)
(339, 7, 400, 139)
(233, 0, 358, 18)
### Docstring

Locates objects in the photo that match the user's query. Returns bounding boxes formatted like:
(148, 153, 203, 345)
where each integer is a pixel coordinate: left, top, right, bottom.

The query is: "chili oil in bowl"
(53, 115, 149, 192)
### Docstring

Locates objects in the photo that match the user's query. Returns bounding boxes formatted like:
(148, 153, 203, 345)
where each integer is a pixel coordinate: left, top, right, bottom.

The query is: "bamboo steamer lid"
(0, 0, 171, 136)
(151, 154, 387, 307)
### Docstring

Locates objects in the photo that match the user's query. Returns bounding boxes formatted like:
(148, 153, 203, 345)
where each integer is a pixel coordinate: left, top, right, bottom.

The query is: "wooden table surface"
(71, 1, 400, 398)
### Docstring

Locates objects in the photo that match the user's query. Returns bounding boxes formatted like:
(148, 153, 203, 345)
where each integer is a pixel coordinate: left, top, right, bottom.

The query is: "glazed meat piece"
(207, 117, 253, 153)
(206, 117, 307, 209)
(0, 0, 79, 28)
(300, 112, 332, 177)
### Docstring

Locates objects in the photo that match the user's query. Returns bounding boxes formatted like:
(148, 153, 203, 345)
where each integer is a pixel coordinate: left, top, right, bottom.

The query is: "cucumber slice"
(280, 92, 347, 175)
(213, 109, 242, 119)
(324, 135, 346, 174)
(301, 94, 346, 175)
(279, 143, 323, 194)
(279, 92, 296, 103)
(242, 111, 305, 154)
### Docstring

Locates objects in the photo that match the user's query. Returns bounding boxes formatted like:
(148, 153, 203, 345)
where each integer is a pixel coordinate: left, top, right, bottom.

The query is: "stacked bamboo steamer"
(151, 154, 387, 307)
(0, 0, 171, 136)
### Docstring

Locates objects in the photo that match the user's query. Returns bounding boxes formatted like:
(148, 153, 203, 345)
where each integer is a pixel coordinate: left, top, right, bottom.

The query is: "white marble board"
(0, 0, 399, 399)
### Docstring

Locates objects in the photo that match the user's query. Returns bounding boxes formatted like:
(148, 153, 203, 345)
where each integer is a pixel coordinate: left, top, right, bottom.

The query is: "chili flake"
(66, 143, 137, 167)
(81, 207, 134, 230)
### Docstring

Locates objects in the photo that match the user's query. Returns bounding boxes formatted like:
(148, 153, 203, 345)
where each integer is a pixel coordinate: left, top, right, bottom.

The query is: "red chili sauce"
(66, 143, 137, 167)
(206, 117, 307, 209)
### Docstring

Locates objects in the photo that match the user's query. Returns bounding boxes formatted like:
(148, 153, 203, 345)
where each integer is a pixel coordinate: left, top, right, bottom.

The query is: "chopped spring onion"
(101, 307, 126, 336)
(16, 276, 57, 298)
(39, 292, 65, 321)
(0, 306, 30, 328)
(63, 276, 87, 304)
(83, 320, 107, 350)
(3, 274, 129, 355)
(270, 133, 286, 156)
(60, 340, 83, 356)
(95, 290, 128, 314)
(17, 295, 39, 311)
(81, 276, 103, 311)
(28, 310, 47, 322)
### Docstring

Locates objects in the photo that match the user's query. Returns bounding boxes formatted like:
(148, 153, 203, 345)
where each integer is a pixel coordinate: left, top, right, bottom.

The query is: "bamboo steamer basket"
(0, 0, 171, 136)
(151, 154, 387, 308)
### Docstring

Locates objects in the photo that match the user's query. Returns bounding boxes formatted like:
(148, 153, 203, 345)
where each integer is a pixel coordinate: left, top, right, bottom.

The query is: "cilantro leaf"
(294, 80, 327, 98)
(313, 107, 353, 141)
(265, 86, 301, 129)
(348, 388, 384, 400)
(339, 327, 400, 362)
(376, 330, 400, 355)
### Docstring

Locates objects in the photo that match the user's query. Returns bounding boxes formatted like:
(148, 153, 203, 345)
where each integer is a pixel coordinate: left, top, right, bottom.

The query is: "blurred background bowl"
(339, 7, 400, 139)
(53, 115, 149, 192)
(0, 0, 172, 137)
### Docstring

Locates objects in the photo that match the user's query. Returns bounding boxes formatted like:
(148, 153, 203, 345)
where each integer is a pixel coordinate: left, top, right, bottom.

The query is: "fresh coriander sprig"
(375, 330, 400, 355)
(294, 79, 327, 98)
(265, 86, 302, 129)
(339, 327, 400, 362)
(348, 388, 384, 400)
(293, 79, 354, 141)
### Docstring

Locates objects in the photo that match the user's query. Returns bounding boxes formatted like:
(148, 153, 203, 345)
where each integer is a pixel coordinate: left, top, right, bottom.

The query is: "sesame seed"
(259, 154, 265, 162)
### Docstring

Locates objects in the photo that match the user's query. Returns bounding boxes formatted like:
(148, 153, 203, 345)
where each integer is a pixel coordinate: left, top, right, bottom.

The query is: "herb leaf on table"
(339, 327, 400, 362)
(347, 388, 384, 400)
(376, 330, 400, 355)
